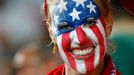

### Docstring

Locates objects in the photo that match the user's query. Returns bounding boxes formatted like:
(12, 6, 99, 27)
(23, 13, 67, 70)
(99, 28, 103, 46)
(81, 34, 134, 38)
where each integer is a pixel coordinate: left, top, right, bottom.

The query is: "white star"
(73, 0, 86, 8)
(69, 8, 81, 21)
(87, 1, 96, 13)
(58, 0, 67, 13)
(54, 14, 59, 24)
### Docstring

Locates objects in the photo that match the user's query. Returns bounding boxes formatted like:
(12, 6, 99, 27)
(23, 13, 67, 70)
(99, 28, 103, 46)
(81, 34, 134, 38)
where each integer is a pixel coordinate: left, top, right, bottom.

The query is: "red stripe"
(90, 24, 105, 64)
(99, 16, 109, 37)
(62, 33, 76, 70)
(99, 16, 106, 31)
(85, 52, 95, 74)
(76, 27, 94, 49)
(76, 27, 95, 74)
(44, 0, 48, 18)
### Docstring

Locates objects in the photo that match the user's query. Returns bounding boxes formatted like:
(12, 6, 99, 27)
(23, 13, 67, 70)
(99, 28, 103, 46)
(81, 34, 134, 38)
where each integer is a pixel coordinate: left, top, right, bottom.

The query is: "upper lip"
(71, 40, 96, 51)
(71, 44, 95, 51)
(70, 46, 95, 59)
(71, 46, 94, 51)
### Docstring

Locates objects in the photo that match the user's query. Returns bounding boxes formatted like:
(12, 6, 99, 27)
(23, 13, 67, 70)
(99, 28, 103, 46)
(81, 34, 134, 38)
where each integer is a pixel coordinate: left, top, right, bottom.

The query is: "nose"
(70, 26, 94, 49)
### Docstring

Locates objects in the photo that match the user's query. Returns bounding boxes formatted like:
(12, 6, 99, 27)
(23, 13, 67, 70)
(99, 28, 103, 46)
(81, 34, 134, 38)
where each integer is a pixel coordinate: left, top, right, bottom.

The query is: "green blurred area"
(111, 1, 134, 74)
(111, 34, 134, 75)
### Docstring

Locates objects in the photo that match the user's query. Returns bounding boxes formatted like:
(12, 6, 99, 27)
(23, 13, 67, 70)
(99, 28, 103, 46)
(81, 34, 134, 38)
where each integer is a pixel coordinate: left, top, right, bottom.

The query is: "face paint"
(50, 0, 107, 74)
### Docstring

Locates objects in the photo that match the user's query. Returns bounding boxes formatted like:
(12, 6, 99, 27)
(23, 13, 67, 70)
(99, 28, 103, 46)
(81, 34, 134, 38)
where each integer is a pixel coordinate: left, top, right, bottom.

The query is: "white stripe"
(57, 35, 70, 65)
(81, 26, 99, 68)
(70, 30, 80, 48)
(96, 20, 107, 53)
(72, 29, 86, 74)
(75, 59, 86, 74)
(94, 45, 100, 68)
(81, 26, 98, 44)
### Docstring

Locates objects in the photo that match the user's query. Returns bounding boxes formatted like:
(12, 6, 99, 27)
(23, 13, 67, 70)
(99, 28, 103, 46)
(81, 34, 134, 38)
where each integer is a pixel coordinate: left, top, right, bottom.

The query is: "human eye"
(58, 22, 74, 31)
(85, 17, 97, 27)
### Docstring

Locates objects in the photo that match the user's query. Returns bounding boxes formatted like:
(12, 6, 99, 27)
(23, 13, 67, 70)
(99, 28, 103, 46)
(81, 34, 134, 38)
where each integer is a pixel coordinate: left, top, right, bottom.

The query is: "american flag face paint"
(50, 0, 107, 74)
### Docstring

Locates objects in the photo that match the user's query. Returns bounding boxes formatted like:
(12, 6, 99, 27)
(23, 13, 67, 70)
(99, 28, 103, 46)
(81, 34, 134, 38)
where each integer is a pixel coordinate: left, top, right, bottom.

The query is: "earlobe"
(44, 19, 49, 28)
(53, 42, 58, 54)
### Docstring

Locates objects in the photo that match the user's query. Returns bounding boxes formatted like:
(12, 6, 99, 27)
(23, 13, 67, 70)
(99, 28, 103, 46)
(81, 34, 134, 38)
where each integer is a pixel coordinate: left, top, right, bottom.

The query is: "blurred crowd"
(0, 0, 134, 75)
(0, 0, 62, 75)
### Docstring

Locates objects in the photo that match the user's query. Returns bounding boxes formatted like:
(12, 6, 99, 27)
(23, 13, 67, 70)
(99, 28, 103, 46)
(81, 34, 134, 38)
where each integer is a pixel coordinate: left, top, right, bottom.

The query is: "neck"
(65, 61, 104, 75)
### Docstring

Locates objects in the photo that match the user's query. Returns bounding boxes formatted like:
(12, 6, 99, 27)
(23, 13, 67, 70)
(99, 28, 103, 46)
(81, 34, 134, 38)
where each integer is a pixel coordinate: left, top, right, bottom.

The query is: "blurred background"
(0, 0, 134, 75)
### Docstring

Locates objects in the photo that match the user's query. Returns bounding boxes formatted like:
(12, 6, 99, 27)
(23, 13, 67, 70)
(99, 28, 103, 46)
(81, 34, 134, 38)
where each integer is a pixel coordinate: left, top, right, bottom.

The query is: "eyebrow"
(57, 22, 67, 28)
(58, 22, 67, 26)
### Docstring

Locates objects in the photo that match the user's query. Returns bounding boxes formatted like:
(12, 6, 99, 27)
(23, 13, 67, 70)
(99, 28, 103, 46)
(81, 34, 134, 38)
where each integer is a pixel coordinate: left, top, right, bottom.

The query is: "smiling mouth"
(71, 46, 95, 59)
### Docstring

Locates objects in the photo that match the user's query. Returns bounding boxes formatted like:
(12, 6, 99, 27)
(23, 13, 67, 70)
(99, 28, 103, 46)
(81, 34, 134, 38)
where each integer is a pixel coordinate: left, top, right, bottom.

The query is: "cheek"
(56, 33, 72, 63)
(91, 18, 107, 47)
(90, 19, 107, 65)
(59, 33, 71, 52)
(56, 33, 77, 69)
(90, 25, 106, 46)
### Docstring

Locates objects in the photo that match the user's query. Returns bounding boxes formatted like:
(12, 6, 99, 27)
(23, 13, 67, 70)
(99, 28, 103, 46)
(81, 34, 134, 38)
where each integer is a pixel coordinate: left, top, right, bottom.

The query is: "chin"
(68, 45, 105, 74)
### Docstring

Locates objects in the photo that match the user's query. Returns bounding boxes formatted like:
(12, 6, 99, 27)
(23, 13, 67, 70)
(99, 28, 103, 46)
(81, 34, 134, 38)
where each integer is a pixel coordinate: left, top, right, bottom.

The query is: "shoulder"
(47, 64, 65, 75)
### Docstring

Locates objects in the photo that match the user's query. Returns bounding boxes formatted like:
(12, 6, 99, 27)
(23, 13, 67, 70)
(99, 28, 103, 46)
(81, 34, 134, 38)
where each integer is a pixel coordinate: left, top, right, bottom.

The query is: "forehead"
(52, 0, 100, 26)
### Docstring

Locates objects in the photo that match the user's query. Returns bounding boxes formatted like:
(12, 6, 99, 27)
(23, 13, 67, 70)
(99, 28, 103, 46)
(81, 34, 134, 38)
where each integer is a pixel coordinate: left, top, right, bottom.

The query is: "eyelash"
(58, 22, 74, 30)
(59, 25, 74, 30)
(58, 18, 97, 31)
(85, 18, 97, 27)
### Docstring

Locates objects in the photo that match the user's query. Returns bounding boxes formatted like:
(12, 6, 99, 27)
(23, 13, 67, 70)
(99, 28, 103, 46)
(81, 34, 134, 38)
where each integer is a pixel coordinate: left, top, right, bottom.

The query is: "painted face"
(50, 0, 107, 74)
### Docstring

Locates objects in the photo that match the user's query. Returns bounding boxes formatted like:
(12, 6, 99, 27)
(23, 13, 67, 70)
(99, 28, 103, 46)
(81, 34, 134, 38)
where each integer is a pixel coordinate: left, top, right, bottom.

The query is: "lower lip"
(70, 48, 95, 59)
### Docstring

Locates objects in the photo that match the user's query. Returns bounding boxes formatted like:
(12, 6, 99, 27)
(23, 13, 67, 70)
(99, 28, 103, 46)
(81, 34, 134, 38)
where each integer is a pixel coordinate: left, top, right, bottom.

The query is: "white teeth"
(72, 47, 93, 55)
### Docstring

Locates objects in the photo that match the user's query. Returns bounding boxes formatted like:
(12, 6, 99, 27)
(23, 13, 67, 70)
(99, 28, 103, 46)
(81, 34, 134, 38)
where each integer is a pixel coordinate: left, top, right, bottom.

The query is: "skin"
(46, 0, 108, 74)
(65, 61, 104, 75)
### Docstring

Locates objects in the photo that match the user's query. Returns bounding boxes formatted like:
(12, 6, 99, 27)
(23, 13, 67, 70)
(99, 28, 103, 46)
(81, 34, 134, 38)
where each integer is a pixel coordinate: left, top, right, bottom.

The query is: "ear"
(104, 0, 113, 37)
(101, 0, 113, 37)
(106, 11, 113, 37)
(44, 20, 57, 43)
